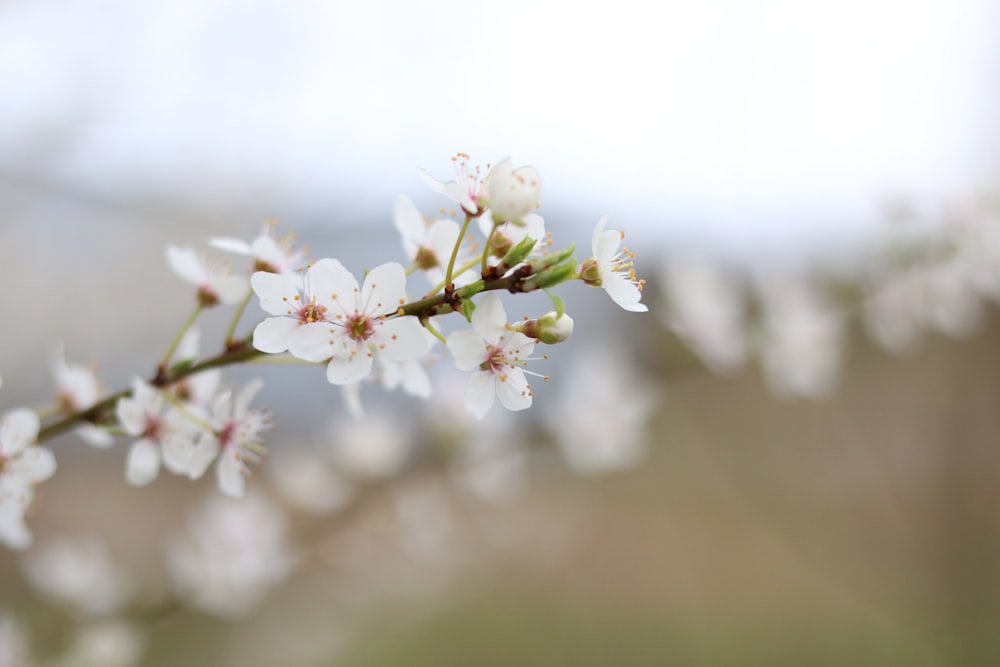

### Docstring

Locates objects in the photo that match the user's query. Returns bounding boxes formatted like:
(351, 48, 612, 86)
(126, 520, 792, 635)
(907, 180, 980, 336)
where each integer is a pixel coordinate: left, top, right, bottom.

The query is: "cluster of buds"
(0, 154, 649, 550)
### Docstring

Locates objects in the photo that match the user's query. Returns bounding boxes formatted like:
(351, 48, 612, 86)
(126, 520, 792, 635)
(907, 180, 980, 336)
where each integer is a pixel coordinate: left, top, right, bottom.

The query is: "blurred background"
(2, 0, 1000, 665)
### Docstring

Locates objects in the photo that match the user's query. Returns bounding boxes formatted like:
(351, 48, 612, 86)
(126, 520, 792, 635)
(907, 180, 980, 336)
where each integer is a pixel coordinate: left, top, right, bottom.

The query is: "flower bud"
(483, 158, 542, 223)
(578, 257, 602, 286)
(513, 312, 574, 344)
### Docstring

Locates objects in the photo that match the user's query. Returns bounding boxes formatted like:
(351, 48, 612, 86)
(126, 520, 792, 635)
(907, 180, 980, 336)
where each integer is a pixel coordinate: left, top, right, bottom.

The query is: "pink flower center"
(346, 314, 375, 342)
(298, 301, 328, 324)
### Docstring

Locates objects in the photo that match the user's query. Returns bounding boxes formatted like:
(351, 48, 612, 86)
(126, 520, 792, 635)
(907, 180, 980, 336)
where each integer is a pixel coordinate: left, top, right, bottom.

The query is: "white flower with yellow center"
(582, 215, 648, 313)
(286, 260, 429, 385)
(446, 293, 544, 419)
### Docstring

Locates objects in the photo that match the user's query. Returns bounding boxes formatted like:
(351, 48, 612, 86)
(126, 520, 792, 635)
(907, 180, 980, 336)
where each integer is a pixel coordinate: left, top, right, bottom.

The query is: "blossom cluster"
(0, 155, 649, 551)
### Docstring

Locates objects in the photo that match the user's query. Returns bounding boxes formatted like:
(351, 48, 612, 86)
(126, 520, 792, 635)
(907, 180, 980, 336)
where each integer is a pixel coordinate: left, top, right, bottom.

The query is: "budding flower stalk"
(513, 312, 574, 344)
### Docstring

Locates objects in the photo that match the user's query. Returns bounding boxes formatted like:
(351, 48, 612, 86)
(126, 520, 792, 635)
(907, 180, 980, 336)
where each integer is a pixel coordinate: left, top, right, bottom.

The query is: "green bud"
(578, 257, 602, 286)
(523, 259, 578, 290)
(500, 236, 538, 268)
(514, 311, 574, 344)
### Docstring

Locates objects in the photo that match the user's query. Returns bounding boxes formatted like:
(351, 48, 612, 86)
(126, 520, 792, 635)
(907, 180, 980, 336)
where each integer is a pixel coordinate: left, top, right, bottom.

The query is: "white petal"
(377, 317, 429, 362)
(251, 271, 303, 316)
(495, 367, 533, 412)
(465, 371, 496, 420)
(400, 362, 432, 399)
(165, 246, 205, 285)
(253, 317, 300, 354)
(1, 409, 39, 457)
(217, 453, 246, 498)
(252, 236, 290, 268)
(603, 273, 648, 312)
(234, 379, 264, 417)
(175, 327, 201, 362)
(471, 293, 508, 342)
(125, 440, 161, 486)
(185, 436, 219, 480)
(393, 195, 425, 254)
(76, 425, 114, 449)
(447, 329, 488, 371)
(307, 258, 357, 313)
(0, 499, 33, 550)
(288, 322, 338, 362)
(591, 215, 609, 258)
(9, 446, 56, 484)
(361, 263, 407, 317)
(209, 238, 253, 255)
(325, 346, 374, 385)
(341, 382, 366, 420)
(213, 275, 250, 305)
(595, 229, 623, 268)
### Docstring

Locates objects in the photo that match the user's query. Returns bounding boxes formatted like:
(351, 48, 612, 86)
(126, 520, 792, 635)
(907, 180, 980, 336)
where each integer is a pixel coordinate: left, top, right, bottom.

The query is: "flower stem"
(481, 221, 498, 275)
(160, 304, 203, 368)
(426, 256, 480, 297)
(420, 318, 447, 344)
(38, 339, 265, 444)
(444, 214, 473, 289)
(224, 288, 254, 345)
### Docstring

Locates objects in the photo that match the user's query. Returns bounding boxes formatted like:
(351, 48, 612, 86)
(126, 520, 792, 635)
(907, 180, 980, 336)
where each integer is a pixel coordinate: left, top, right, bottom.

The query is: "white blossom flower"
(51, 347, 113, 448)
(0, 614, 30, 667)
(480, 157, 542, 224)
(268, 450, 354, 517)
(330, 415, 413, 479)
(477, 208, 547, 266)
(286, 260, 429, 385)
(583, 216, 648, 312)
(166, 245, 248, 306)
(22, 537, 133, 616)
(660, 257, 747, 372)
(0, 408, 56, 550)
(200, 379, 271, 498)
(755, 272, 844, 400)
(251, 258, 344, 354)
(167, 491, 292, 618)
(545, 346, 654, 476)
(418, 152, 487, 215)
(115, 379, 209, 486)
(210, 220, 307, 278)
(64, 620, 145, 667)
(446, 293, 541, 419)
(393, 195, 477, 288)
(168, 328, 221, 406)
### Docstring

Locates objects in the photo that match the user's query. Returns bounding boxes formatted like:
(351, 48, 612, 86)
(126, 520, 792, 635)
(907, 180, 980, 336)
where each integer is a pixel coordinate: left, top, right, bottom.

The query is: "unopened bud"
(514, 312, 574, 344)
(578, 257, 602, 286)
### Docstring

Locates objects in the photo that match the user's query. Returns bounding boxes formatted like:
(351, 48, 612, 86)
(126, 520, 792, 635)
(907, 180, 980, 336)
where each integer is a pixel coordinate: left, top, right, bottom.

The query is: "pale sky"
(1, 0, 998, 257)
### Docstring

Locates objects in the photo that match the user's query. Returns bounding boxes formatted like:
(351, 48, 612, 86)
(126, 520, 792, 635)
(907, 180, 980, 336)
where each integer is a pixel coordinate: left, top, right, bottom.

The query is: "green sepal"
(500, 236, 538, 268)
(546, 289, 567, 318)
(461, 297, 476, 322)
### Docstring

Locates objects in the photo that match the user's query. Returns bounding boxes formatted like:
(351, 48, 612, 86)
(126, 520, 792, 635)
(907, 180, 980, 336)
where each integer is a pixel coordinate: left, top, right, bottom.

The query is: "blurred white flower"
(453, 422, 527, 504)
(211, 220, 307, 277)
(0, 614, 30, 667)
(0, 408, 55, 550)
(167, 491, 292, 618)
(22, 537, 132, 616)
(268, 450, 354, 516)
(166, 245, 248, 306)
(169, 328, 221, 406)
(545, 346, 654, 476)
(330, 414, 413, 479)
(63, 620, 145, 667)
(393, 196, 476, 287)
(200, 379, 271, 499)
(755, 272, 844, 400)
(863, 267, 926, 355)
(477, 208, 547, 266)
(51, 347, 113, 448)
(660, 257, 747, 373)
(116, 378, 212, 486)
